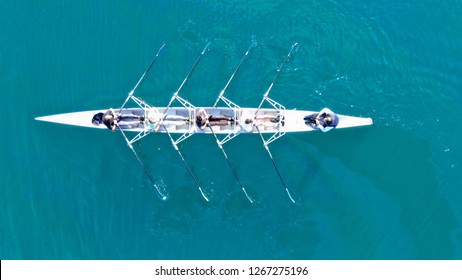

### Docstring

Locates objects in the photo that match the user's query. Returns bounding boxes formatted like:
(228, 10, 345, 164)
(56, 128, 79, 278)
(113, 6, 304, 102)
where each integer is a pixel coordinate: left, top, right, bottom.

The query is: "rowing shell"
(35, 42, 373, 203)
(35, 107, 372, 133)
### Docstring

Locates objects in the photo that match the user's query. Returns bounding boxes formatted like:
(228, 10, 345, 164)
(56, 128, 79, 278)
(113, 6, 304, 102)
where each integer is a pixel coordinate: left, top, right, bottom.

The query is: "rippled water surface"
(1, 0, 461, 259)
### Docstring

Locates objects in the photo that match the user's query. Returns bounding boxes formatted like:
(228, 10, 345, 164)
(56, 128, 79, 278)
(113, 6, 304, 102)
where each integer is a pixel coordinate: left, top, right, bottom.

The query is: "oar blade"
(118, 126, 168, 201)
(119, 43, 167, 111)
(209, 126, 254, 203)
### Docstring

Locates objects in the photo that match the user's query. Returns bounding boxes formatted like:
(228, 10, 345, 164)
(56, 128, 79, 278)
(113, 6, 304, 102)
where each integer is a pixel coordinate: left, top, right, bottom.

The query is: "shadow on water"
(146, 187, 320, 259)
(143, 125, 458, 259)
(301, 125, 457, 259)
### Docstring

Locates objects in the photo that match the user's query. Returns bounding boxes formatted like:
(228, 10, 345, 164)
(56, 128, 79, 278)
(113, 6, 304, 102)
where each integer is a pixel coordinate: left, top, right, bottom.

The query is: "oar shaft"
(255, 43, 298, 115)
(267, 150, 296, 203)
(164, 125, 209, 202)
(118, 126, 167, 200)
(209, 126, 254, 203)
(161, 42, 211, 121)
(119, 43, 166, 112)
(133, 43, 166, 93)
(267, 43, 298, 95)
(211, 45, 252, 110)
(175, 42, 211, 94)
(255, 126, 295, 203)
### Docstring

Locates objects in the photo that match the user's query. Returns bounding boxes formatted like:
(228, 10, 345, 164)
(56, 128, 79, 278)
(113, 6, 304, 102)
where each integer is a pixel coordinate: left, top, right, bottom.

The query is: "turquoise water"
(1, 0, 461, 259)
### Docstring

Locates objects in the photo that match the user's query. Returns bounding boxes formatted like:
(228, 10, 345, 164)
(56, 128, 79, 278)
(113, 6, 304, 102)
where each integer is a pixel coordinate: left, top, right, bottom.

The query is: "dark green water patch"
(295, 126, 457, 259)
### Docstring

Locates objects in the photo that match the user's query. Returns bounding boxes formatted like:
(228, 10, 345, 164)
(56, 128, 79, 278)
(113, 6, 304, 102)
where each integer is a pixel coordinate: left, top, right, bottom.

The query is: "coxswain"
(312, 108, 339, 132)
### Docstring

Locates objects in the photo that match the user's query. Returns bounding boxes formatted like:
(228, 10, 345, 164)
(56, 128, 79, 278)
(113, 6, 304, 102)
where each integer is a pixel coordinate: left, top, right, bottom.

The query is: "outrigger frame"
(115, 42, 300, 203)
(207, 45, 254, 203)
(253, 43, 298, 203)
(159, 42, 212, 202)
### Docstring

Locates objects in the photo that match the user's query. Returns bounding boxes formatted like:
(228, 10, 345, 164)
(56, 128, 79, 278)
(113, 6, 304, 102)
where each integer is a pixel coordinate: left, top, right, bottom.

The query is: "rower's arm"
(154, 122, 161, 133)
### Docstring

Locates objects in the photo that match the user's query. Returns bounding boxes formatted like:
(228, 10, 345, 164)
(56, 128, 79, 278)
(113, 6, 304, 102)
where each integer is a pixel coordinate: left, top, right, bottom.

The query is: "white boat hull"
(35, 107, 372, 134)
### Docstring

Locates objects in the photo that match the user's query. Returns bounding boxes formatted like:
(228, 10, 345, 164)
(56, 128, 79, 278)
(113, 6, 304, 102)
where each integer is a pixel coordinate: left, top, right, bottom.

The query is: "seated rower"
(101, 108, 117, 131)
(148, 113, 187, 132)
(209, 113, 233, 127)
(196, 108, 208, 130)
(118, 114, 143, 129)
(92, 109, 143, 131)
(209, 114, 233, 122)
(247, 116, 279, 125)
(240, 111, 280, 132)
(196, 108, 233, 130)
(304, 108, 339, 132)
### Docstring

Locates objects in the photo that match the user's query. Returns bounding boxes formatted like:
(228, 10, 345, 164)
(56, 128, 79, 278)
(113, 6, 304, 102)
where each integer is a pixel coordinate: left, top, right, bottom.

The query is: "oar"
(163, 125, 210, 202)
(254, 42, 298, 115)
(156, 42, 212, 202)
(255, 126, 295, 203)
(156, 42, 211, 134)
(251, 43, 299, 203)
(119, 43, 166, 112)
(208, 126, 254, 203)
(117, 125, 168, 200)
(211, 44, 252, 110)
(163, 42, 211, 113)
(146, 43, 212, 202)
(207, 45, 254, 202)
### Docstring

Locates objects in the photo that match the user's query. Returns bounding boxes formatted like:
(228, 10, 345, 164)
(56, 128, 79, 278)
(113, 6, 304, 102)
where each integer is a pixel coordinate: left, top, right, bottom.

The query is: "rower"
(196, 108, 233, 130)
(196, 108, 208, 130)
(102, 108, 117, 131)
(241, 111, 279, 132)
(148, 110, 187, 132)
(304, 108, 339, 132)
(92, 112, 104, 126)
(209, 113, 233, 128)
(118, 113, 144, 129)
(92, 109, 144, 131)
